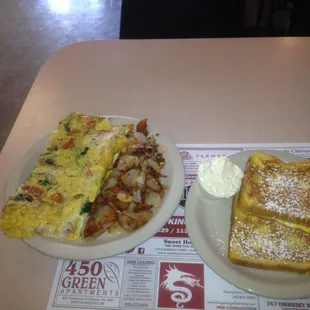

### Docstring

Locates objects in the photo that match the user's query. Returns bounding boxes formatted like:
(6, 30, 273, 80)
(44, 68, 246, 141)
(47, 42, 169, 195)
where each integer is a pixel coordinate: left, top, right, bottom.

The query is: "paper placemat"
(47, 143, 310, 310)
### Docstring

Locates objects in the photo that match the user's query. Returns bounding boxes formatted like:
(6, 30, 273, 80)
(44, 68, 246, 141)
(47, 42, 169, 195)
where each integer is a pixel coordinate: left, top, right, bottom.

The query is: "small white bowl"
(197, 181, 225, 201)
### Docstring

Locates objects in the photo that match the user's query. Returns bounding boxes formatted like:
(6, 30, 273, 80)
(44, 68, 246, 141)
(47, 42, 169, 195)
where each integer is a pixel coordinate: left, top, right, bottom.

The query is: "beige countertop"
(0, 38, 310, 309)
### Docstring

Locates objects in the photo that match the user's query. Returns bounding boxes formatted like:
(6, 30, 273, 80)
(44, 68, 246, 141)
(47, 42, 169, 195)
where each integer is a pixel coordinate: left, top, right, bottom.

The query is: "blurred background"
(1, 0, 310, 150)
(121, 0, 310, 39)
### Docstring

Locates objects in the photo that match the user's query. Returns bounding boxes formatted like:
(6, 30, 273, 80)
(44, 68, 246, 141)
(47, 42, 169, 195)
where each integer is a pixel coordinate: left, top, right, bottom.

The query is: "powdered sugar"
(230, 157, 310, 266)
(252, 163, 310, 220)
(230, 215, 310, 262)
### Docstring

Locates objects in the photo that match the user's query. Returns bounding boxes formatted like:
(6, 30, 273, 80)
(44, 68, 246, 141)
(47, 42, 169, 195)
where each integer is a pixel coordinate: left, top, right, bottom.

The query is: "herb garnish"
(64, 122, 71, 132)
(80, 147, 89, 157)
(80, 200, 91, 214)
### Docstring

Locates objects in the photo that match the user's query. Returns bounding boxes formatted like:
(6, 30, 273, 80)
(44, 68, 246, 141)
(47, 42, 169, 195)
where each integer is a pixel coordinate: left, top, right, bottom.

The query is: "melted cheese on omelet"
(0, 113, 128, 240)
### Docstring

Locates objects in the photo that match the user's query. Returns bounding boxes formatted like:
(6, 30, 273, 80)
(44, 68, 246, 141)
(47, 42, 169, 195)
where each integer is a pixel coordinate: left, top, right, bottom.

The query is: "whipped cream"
(198, 157, 244, 199)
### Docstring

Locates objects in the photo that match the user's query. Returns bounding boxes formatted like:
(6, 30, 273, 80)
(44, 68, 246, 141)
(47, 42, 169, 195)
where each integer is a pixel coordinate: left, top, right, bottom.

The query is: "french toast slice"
(229, 194, 310, 273)
(238, 152, 310, 227)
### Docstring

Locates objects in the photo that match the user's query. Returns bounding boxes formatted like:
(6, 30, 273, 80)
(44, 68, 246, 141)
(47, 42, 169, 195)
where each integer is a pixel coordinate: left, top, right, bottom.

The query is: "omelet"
(0, 113, 129, 240)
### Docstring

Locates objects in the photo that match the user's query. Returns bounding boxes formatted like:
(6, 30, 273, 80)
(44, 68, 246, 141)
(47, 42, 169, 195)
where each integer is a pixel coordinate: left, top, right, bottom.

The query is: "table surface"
(1, 38, 310, 309)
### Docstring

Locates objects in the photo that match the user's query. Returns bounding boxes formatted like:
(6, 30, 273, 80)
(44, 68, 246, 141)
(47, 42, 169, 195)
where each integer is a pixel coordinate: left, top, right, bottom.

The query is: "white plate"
(4, 116, 185, 260)
(185, 150, 310, 299)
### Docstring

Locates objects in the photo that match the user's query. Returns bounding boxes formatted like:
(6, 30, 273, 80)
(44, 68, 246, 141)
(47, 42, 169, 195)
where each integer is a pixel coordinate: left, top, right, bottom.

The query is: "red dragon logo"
(158, 263, 204, 309)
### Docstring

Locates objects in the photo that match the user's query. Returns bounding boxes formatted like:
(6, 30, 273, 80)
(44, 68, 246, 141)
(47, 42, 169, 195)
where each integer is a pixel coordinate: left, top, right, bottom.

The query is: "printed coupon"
(259, 299, 310, 310)
(204, 267, 258, 310)
(157, 261, 205, 309)
(120, 259, 157, 308)
(49, 258, 124, 309)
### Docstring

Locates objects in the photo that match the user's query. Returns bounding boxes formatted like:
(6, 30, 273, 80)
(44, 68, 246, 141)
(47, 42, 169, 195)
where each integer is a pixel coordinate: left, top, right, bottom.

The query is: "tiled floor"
(0, 0, 122, 150)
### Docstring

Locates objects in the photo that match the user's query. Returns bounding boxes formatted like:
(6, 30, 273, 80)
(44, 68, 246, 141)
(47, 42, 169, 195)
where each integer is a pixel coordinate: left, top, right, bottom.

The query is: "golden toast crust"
(238, 152, 310, 227)
(228, 194, 310, 273)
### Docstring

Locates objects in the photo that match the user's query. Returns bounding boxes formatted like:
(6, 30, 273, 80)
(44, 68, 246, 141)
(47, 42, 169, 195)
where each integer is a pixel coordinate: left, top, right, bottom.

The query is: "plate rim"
(4, 115, 185, 260)
(185, 150, 310, 299)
